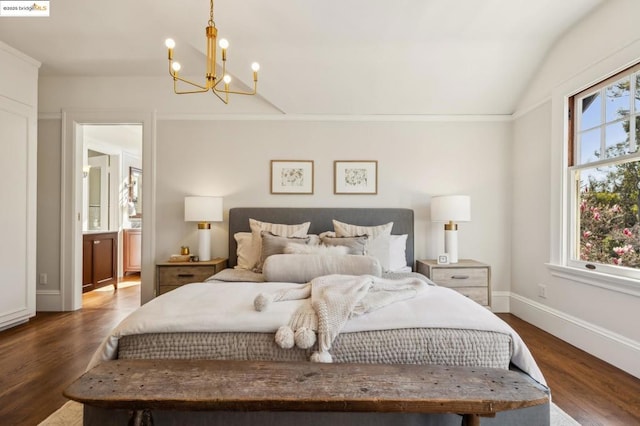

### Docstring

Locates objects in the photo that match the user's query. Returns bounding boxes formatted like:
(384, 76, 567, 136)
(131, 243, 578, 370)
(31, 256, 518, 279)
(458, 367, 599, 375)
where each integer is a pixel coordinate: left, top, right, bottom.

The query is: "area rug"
(39, 400, 581, 425)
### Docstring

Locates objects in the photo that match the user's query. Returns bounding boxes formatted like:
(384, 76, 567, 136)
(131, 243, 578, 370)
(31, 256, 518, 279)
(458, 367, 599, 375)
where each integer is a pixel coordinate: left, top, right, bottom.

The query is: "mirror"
(87, 153, 110, 231)
(129, 167, 142, 218)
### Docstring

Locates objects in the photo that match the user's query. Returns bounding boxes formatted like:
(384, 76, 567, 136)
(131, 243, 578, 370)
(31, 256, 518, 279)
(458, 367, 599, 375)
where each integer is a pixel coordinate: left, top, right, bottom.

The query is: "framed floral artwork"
(270, 160, 314, 194)
(334, 160, 378, 194)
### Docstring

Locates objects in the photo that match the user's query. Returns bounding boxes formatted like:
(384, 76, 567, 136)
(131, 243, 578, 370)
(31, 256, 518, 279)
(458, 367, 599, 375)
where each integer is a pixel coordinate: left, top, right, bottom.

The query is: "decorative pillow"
(256, 231, 311, 272)
(332, 220, 393, 238)
(389, 234, 408, 272)
(262, 254, 382, 283)
(332, 220, 393, 271)
(320, 235, 368, 255)
(248, 219, 311, 270)
(284, 243, 349, 256)
(234, 232, 256, 270)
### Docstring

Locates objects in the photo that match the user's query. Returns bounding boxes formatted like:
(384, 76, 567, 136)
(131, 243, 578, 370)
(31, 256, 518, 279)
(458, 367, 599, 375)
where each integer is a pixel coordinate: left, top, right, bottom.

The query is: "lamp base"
(444, 228, 459, 263)
(197, 227, 211, 262)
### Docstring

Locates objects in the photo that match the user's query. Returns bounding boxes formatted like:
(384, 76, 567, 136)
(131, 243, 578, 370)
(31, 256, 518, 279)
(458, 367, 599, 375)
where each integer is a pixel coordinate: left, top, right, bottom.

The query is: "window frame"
(565, 61, 640, 282)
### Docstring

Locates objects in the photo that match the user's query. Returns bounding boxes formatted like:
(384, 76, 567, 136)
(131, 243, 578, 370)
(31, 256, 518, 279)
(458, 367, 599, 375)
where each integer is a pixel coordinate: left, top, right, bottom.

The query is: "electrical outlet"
(39, 273, 47, 285)
(538, 284, 547, 298)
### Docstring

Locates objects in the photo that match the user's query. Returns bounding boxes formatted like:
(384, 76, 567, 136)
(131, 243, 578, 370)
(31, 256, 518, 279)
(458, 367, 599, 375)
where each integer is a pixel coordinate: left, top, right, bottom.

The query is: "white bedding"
(88, 280, 545, 386)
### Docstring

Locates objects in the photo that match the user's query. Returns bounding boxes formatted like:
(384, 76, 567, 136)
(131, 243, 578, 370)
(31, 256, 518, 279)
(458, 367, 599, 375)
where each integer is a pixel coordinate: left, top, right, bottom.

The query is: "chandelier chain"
(208, 0, 214, 27)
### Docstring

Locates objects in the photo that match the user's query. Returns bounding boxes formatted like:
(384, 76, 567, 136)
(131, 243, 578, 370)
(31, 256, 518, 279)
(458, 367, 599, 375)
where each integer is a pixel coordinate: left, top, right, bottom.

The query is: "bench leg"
(461, 414, 480, 426)
(128, 409, 154, 426)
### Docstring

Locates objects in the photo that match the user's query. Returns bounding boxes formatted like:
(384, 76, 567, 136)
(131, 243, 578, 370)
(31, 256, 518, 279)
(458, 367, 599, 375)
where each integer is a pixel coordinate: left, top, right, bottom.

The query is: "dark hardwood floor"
(1, 280, 638, 425)
(498, 314, 640, 426)
(0, 277, 141, 425)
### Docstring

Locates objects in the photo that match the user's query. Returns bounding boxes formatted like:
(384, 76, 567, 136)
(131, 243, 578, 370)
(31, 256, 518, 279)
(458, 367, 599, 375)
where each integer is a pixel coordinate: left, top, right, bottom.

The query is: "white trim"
(35, 289, 62, 312)
(43, 111, 513, 123)
(0, 40, 41, 67)
(153, 113, 513, 123)
(546, 264, 640, 297)
(511, 96, 551, 120)
(510, 292, 640, 379)
(61, 109, 156, 310)
(490, 291, 511, 313)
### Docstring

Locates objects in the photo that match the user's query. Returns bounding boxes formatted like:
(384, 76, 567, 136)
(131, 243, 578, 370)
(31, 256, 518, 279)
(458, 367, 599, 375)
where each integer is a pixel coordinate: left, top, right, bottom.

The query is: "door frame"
(61, 110, 156, 310)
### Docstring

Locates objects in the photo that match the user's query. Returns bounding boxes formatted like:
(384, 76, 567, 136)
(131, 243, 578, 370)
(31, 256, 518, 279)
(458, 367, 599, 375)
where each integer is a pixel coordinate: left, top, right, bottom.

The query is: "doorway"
(81, 124, 142, 297)
(60, 110, 156, 311)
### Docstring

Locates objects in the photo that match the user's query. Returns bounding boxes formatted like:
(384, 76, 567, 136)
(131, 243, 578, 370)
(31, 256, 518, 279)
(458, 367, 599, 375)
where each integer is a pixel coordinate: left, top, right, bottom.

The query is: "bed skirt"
(118, 328, 512, 368)
(84, 403, 550, 426)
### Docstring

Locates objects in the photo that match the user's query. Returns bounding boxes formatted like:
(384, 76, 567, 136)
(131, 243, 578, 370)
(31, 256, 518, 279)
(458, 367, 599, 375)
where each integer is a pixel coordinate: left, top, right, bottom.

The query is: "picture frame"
(437, 254, 450, 265)
(270, 160, 314, 194)
(334, 160, 378, 194)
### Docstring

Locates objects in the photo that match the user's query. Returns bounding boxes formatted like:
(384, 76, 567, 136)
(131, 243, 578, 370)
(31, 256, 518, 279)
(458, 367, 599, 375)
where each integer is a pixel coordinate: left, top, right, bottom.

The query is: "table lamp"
(184, 196, 223, 261)
(430, 195, 471, 263)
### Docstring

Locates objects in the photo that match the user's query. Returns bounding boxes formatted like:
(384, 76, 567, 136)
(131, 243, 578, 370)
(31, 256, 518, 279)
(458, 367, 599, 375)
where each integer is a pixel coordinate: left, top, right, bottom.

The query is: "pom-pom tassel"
(294, 327, 316, 349)
(275, 325, 295, 349)
(310, 351, 333, 363)
(253, 293, 271, 311)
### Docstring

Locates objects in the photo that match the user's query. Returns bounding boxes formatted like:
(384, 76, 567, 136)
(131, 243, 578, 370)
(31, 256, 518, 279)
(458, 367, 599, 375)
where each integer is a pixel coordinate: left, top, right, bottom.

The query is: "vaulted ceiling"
(0, 0, 603, 115)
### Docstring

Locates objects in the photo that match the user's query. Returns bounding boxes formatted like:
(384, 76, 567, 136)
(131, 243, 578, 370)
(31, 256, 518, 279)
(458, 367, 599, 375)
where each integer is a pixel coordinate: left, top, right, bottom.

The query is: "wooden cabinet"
(123, 229, 141, 275)
(0, 43, 39, 330)
(83, 232, 118, 293)
(416, 259, 491, 308)
(156, 258, 228, 296)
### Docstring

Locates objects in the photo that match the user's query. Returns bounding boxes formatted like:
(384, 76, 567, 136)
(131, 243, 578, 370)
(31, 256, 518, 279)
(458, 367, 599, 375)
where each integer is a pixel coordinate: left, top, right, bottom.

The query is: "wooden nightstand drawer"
(454, 287, 489, 305)
(430, 268, 488, 288)
(158, 266, 217, 286)
(416, 259, 491, 308)
(156, 258, 227, 296)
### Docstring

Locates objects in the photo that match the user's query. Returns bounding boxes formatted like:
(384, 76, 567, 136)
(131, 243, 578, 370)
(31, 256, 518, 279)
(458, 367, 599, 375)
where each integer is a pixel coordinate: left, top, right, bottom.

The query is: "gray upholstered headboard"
(228, 207, 414, 269)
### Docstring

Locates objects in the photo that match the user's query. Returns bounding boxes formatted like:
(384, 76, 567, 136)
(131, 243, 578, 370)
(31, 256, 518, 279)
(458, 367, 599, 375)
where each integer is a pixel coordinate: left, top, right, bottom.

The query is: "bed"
(82, 207, 550, 425)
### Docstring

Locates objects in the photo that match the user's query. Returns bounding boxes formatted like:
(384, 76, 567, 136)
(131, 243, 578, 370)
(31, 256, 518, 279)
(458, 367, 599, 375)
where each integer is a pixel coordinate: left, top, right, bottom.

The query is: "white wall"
(155, 119, 513, 297)
(512, 0, 640, 378)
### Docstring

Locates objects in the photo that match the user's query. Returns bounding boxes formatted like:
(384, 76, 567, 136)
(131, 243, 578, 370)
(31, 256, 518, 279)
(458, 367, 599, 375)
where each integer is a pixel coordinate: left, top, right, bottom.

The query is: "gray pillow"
(256, 231, 310, 272)
(320, 235, 368, 255)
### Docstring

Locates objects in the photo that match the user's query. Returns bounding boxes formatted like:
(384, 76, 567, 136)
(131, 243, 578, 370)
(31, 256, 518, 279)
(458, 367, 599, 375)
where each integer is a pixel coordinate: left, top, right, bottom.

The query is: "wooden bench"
(64, 359, 549, 426)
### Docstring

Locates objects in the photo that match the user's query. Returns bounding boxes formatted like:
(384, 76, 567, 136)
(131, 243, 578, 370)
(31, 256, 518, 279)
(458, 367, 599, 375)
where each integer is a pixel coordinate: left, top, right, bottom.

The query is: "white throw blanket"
(254, 274, 426, 362)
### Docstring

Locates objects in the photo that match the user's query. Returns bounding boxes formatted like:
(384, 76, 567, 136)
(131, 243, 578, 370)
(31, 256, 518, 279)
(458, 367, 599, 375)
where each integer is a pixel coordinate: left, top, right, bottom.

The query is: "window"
(568, 62, 640, 280)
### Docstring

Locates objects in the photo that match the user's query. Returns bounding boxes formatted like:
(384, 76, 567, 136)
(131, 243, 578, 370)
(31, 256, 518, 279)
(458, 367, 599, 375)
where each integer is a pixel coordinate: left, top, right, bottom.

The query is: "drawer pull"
(177, 274, 195, 278)
(93, 240, 101, 244)
(451, 275, 469, 280)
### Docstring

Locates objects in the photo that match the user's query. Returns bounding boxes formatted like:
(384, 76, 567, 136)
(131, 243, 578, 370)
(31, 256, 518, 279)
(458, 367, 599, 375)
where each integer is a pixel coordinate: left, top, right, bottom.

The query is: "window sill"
(546, 264, 640, 297)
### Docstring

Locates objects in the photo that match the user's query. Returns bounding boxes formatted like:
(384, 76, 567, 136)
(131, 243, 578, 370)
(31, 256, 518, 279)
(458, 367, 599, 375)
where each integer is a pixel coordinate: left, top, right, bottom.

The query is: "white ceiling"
(0, 0, 603, 115)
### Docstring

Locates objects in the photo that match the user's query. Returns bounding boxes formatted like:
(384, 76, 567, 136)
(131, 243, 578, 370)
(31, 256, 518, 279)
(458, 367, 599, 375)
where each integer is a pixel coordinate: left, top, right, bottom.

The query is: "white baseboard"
(36, 289, 62, 312)
(490, 291, 511, 313)
(509, 293, 640, 380)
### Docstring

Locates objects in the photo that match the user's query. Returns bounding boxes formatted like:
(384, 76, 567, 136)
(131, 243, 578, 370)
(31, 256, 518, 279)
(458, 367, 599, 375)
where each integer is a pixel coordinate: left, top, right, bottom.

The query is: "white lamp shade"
(184, 196, 223, 222)
(430, 195, 471, 222)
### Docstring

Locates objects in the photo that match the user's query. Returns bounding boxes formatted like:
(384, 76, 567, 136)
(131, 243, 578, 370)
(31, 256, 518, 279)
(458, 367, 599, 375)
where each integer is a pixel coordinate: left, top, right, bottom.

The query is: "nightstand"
(156, 258, 228, 296)
(416, 259, 491, 308)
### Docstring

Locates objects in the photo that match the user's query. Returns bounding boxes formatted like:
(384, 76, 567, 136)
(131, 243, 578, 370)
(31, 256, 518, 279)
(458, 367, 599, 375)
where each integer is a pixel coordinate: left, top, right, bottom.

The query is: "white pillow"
(262, 254, 382, 283)
(332, 220, 393, 271)
(248, 219, 311, 271)
(234, 232, 255, 270)
(389, 234, 408, 272)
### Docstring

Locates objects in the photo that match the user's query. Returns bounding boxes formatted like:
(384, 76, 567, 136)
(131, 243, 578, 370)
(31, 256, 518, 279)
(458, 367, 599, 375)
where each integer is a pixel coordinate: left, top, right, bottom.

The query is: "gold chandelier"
(164, 0, 260, 104)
